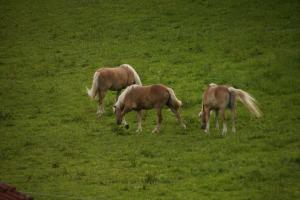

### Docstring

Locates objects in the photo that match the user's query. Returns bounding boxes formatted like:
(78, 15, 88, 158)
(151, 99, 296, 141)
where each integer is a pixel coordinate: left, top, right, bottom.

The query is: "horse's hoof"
(152, 129, 160, 133)
(136, 129, 142, 133)
(96, 111, 104, 117)
(125, 124, 129, 129)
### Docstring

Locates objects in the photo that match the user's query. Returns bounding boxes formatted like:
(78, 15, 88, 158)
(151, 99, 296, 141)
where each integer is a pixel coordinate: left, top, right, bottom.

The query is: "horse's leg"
(231, 107, 236, 133)
(220, 108, 227, 135)
(122, 117, 129, 129)
(113, 90, 121, 113)
(121, 106, 130, 129)
(215, 110, 219, 129)
(170, 107, 186, 129)
(136, 110, 143, 133)
(152, 108, 162, 133)
(97, 90, 106, 116)
(204, 107, 210, 133)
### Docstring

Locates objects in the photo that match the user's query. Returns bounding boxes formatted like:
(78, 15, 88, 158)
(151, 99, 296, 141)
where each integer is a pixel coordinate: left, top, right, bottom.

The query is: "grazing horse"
(86, 64, 142, 116)
(114, 84, 186, 133)
(199, 83, 261, 135)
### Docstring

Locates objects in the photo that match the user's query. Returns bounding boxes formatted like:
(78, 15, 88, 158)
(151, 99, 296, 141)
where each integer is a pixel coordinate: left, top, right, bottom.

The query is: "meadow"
(0, 0, 299, 199)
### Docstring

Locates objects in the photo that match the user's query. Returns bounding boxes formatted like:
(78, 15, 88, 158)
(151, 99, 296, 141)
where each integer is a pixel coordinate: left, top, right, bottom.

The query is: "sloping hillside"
(0, 0, 299, 199)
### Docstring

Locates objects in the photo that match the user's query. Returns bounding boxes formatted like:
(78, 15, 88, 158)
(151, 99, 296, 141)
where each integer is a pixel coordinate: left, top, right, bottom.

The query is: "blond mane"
(115, 84, 140, 107)
(121, 64, 142, 85)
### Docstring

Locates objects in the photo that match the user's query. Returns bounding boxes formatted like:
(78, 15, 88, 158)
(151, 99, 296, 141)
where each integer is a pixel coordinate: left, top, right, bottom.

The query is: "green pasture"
(0, 0, 299, 199)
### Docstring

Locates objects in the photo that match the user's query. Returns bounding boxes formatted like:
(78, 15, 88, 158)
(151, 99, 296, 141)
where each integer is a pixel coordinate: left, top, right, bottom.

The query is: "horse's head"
(113, 105, 123, 125)
(199, 110, 206, 129)
(114, 105, 129, 129)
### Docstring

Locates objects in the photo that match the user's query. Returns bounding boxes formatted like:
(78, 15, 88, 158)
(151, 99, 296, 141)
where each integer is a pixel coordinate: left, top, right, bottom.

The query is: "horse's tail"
(167, 87, 182, 109)
(122, 64, 142, 85)
(228, 87, 262, 117)
(86, 71, 100, 99)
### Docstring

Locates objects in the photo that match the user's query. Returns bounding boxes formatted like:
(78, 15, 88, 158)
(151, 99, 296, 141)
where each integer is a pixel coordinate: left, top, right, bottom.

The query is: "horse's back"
(149, 84, 169, 93)
(96, 66, 134, 90)
(143, 84, 170, 99)
(97, 67, 126, 79)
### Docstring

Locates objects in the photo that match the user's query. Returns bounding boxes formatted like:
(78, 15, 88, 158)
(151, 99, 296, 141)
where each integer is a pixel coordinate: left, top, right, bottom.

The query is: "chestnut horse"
(114, 84, 186, 133)
(199, 83, 261, 135)
(87, 64, 142, 116)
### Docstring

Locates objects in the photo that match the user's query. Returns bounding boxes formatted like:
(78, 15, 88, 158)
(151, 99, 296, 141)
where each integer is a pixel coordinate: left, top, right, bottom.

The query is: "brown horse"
(114, 84, 186, 133)
(199, 83, 261, 135)
(87, 64, 142, 116)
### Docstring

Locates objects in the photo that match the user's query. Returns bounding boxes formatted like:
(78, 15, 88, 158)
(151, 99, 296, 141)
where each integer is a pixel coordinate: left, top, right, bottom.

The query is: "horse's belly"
(134, 101, 155, 110)
(110, 86, 122, 91)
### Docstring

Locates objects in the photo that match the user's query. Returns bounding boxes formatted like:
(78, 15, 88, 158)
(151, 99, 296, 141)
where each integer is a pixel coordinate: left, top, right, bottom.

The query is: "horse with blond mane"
(199, 83, 261, 135)
(114, 84, 186, 133)
(87, 64, 142, 116)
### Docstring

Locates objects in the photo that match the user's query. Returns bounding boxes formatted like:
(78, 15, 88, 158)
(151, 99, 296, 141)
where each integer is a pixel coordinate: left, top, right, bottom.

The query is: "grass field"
(0, 0, 300, 199)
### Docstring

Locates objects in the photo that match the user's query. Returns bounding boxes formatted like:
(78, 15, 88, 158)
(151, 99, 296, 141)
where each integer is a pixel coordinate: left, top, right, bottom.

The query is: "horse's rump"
(203, 85, 230, 109)
(227, 90, 236, 109)
(166, 87, 182, 109)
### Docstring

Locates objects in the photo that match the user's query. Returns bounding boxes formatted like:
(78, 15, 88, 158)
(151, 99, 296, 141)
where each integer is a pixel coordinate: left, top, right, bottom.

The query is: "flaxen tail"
(228, 87, 262, 117)
(121, 64, 142, 85)
(167, 88, 182, 109)
(86, 71, 100, 99)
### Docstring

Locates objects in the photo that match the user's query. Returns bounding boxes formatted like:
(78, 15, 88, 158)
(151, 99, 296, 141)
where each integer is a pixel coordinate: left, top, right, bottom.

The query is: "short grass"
(0, 0, 300, 199)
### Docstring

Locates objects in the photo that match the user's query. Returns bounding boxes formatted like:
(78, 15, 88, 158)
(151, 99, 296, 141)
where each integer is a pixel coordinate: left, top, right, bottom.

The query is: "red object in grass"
(0, 183, 33, 200)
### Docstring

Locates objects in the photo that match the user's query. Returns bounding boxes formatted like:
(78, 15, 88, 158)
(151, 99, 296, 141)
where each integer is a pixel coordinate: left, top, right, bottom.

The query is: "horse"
(113, 84, 186, 133)
(86, 64, 142, 116)
(199, 83, 261, 135)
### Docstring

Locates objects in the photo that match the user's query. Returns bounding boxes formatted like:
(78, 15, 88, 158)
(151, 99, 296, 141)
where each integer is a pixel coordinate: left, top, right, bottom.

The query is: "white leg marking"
(136, 111, 142, 133)
(232, 127, 236, 133)
(205, 118, 210, 134)
(152, 125, 160, 133)
(222, 123, 227, 135)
